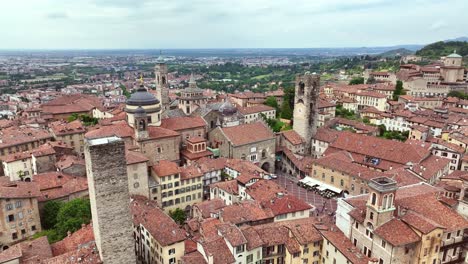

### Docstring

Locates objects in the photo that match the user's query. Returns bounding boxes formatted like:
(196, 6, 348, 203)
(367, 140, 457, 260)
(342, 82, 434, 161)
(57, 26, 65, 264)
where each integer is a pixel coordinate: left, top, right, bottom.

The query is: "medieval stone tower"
(293, 72, 320, 154)
(84, 136, 136, 264)
(155, 55, 170, 111)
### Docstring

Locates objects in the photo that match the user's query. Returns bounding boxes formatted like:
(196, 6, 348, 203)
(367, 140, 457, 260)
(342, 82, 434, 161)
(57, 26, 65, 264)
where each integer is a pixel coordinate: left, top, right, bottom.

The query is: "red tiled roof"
(0, 126, 53, 149)
(319, 227, 370, 264)
(160, 116, 206, 131)
(152, 160, 180, 177)
(221, 122, 274, 146)
(200, 237, 235, 264)
(237, 105, 275, 115)
(33, 172, 88, 202)
(130, 196, 186, 246)
(126, 150, 149, 165)
(210, 180, 239, 195)
(51, 224, 94, 256)
(374, 218, 420, 246)
(281, 130, 304, 145)
(85, 122, 134, 139)
(49, 120, 86, 136)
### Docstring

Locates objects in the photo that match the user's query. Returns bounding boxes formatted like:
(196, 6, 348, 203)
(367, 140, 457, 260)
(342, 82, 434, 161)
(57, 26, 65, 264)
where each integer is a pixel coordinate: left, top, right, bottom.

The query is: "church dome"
(219, 100, 237, 116)
(127, 85, 160, 106)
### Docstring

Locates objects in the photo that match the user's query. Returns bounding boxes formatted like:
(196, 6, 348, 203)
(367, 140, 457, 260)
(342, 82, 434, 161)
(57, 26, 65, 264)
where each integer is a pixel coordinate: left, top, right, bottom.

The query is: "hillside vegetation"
(380, 48, 413, 58)
(415, 41, 468, 59)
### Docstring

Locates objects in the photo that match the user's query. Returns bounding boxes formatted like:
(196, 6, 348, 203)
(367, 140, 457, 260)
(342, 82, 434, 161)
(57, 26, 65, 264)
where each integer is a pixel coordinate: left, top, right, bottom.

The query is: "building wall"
(55, 132, 85, 156)
(274, 209, 309, 222)
(127, 162, 149, 198)
(231, 139, 276, 173)
(0, 197, 41, 249)
(139, 136, 181, 164)
(321, 236, 354, 264)
(32, 154, 56, 174)
(2, 159, 33, 181)
(135, 224, 185, 264)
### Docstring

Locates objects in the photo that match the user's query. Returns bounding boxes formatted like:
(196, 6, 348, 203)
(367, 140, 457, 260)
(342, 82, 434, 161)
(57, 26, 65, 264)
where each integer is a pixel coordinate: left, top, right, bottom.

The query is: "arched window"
(387, 194, 394, 208)
(371, 193, 377, 206)
(382, 195, 388, 210)
(162, 76, 166, 85)
(340, 179, 344, 187)
(298, 82, 305, 95)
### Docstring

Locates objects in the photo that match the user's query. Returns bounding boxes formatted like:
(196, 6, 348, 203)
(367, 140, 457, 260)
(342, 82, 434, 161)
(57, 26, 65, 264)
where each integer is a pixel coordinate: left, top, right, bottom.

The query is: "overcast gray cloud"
(0, 0, 466, 49)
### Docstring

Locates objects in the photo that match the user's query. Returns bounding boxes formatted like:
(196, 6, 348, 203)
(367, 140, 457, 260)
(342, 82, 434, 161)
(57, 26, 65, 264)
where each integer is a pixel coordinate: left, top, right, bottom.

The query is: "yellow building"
(0, 182, 42, 250)
(49, 120, 86, 155)
(151, 160, 203, 213)
(131, 196, 186, 264)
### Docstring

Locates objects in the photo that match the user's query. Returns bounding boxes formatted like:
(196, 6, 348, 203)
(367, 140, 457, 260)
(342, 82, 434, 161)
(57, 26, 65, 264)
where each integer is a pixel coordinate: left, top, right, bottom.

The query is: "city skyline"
(1, 0, 467, 49)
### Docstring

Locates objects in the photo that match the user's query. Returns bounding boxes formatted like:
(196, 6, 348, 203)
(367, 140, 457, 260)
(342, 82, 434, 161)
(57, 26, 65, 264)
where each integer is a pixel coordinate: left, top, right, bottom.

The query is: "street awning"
(300, 177, 342, 193)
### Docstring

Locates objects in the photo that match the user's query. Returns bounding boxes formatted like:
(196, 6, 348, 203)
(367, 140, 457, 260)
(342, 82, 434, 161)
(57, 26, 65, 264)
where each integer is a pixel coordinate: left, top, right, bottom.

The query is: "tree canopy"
(349, 77, 365, 85)
(169, 208, 186, 225)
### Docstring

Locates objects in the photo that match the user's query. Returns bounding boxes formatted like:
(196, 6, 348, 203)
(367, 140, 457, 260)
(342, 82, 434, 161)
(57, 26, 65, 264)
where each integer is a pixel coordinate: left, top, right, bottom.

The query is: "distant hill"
(444, 36, 468, 42)
(415, 41, 468, 59)
(379, 48, 414, 57)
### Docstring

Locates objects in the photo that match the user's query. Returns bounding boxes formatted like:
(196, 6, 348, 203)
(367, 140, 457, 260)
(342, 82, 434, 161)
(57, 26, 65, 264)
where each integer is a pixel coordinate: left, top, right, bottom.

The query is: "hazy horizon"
(1, 0, 467, 49)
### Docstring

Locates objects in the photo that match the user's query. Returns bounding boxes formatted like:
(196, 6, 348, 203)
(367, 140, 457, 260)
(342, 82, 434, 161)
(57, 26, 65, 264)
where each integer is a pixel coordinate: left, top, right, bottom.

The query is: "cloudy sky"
(1, 0, 467, 49)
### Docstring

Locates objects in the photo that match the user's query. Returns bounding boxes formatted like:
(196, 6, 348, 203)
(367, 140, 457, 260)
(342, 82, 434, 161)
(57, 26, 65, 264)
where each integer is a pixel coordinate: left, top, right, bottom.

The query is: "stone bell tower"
(155, 53, 170, 111)
(84, 136, 136, 264)
(134, 106, 148, 140)
(293, 72, 320, 154)
(365, 177, 397, 229)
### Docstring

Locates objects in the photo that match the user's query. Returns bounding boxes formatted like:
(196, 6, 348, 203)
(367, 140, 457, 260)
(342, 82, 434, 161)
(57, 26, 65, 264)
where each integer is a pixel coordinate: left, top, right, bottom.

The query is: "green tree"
(55, 198, 92, 238)
(169, 208, 186, 225)
(280, 99, 293, 120)
(264, 96, 278, 109)
(349, 77, 365, 85)
(392, 80, 406, 101)
(41, 201, 63, 230)
(366, 76, 376, 84)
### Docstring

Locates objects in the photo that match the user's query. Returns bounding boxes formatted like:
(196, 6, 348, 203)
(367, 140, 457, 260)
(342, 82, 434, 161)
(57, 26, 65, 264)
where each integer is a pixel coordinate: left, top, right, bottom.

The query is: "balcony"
(441, 236, 468, 250)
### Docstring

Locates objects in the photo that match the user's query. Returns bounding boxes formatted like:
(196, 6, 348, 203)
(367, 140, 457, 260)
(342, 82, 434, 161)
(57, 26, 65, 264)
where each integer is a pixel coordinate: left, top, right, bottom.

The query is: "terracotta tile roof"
(180, 165, 203, 180)
(2, 150, 32, 162)
(181, 149, 213, 160)
(313, 127, 341, 143)
(194, 157, 227, 173)
(239, 226, 263, 250)
(328, 132, 430, 166)
(84, 122, 134, 139)
(187, 136, 206, 144)
(33, 172, 88, 202)
(246, 179, 287, 202)
(217, 223, 247, 247)
(210, 180, 239, 195)
(147, 126, 180, 140)
(374, 218, 420, 246)
(200, 237, 235, 264)
(319, 227, 370, 264)
(126, 150, 148, 165)
(220, 200, 274, 225)
(221, 122, 275, 146)
(410, 155, 450, 181)
(200, 218, 222, 241)
(51, 224, 94, 256)
(262, 194, 311, 216)
(161, 116, 207, 131)
(401, 211, 444, 234)
(280, 130, 304, 145)
(237, 105, 275, 115)
(56, 155, 85, 170)
(130, 196, 186, 246)
(280, 218, 322, 244)
(0, 126, 53, 149)
(0, 181, 41, 198)
(41, 241, 101, 264)
(152, 160, 180, 177)
(32, 143, 56, 157)
(49, 120, 86, 136)
(181, 251, 207, 264)
(193, 198, 226, 219)
(0, 236, 52, 263)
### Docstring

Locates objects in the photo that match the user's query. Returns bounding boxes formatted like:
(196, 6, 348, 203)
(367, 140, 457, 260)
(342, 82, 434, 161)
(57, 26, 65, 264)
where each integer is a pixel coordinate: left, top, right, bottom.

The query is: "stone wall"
(84, 137, 136, 264)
